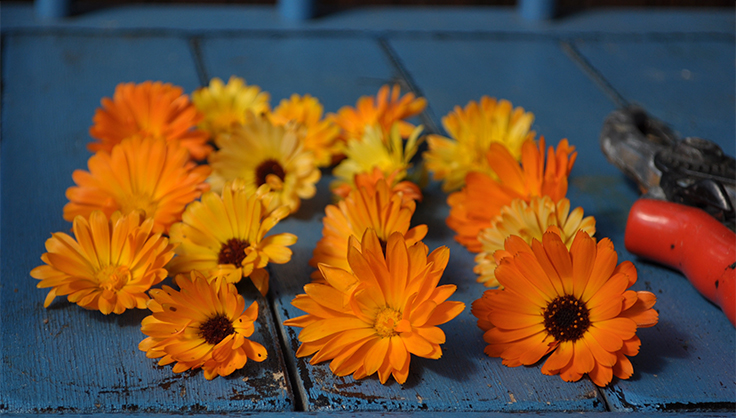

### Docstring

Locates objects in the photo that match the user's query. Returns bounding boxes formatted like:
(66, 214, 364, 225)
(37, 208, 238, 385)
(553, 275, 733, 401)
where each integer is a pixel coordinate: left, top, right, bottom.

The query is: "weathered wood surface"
(1, 3, 734, 415)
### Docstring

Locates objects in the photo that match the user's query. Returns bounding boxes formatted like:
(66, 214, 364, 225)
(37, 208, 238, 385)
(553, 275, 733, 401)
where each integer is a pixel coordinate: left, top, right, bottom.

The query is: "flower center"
(218, 238, 250, 267)
(95, 265, 131, 292)
(255, 159, 286, 187)
(199, 314, 235, 345)
(119, 193, 157, 219)
(373, 307, 402, 338)
(543, 295, 591, 342)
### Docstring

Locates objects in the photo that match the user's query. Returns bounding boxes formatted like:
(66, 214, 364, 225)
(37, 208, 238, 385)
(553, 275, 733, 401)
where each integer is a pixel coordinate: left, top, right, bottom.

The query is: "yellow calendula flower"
(270, 93, 340, 167)
(286, 229, 465, 384)
(64, 136, 211, 234)
(192, 76, 271, 142)
(208, 113, 320, 214)
(474, 196, 596, 288)
(331, 123, 422, 195)
(167, 183, 297, 296)
(472, 230, 658, 387)
(424, 97, 536, 192)
(139, 271, 267, 380)
(31, 211, 175, 315)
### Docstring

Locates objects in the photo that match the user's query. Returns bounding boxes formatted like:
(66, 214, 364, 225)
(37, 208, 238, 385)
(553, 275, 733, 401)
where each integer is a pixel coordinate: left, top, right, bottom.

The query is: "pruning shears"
(600, 106, 736, 326)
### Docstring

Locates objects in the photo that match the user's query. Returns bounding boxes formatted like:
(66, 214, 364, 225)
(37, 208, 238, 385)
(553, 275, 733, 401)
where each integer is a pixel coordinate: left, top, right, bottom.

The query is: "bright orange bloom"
(89, 81, 212, 160)
(331, 167, 422, 205)
(64, 136, 211, 234)
(270, 94, 340, 167)
(330, 84, 426, 144)
(471, 230, 658, 387)
(310, 177, 427, 282)
(139, 271, 267, 380)
(286, 230, 465, 384)
(424, 97, 536, 192)
(474, 196, 596, 288)
(447, 137, 576, 252)
(30, 211, 175, 314)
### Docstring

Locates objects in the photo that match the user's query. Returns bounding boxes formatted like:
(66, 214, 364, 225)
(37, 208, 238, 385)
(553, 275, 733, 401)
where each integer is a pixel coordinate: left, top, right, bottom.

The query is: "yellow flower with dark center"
(89, 81, 212, 161)
(286, 229, 465, 384)
(471, 230, 658, 387)
(207, 113, 320, 214)
(139, 271, 267, 380)
(167, 183, 297, 296)
(424, 97, 536, 192)
(474, 196, 596, 288)
(192, 76, 271, 142)
(64, 136, 211, 234)
(310, 177, 427, 282)
(31, 211, 175, 315)
(270, 93, 340, 167)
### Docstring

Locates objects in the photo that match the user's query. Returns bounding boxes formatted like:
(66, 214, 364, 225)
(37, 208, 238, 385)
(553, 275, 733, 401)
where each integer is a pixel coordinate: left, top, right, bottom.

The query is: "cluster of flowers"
(30, 76, 657, 387)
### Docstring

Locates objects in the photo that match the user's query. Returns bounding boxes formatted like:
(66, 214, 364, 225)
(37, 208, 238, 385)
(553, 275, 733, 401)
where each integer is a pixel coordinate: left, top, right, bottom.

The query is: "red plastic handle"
(625, 199, 736, 326)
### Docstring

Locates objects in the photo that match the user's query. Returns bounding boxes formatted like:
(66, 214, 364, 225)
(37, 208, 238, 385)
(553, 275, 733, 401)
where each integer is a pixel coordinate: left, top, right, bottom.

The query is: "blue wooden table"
(1, 3, 734, 416)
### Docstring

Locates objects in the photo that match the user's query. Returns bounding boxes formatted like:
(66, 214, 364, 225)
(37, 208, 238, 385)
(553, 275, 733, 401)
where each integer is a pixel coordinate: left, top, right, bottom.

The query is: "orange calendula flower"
(474, 196, 596, 288)
(472, 230, 658, 387)
(89, 81, 212, 160)
(167, 183, 297, 296)
(286, 230, 465, 384)
(208, 113, 320, 214)
(331, 167, 422, 205)
(270, 93, 340, 167)
(192, 76, 271, 142)
(310, 177, 427, 282)
(139, 271, 267, 380)
(424, 97, 536, 192)
(64, 136, 211, 234)
(30, 211, 175, 315)
(330, 84, 426, 144)
(447, 137, 576, 252)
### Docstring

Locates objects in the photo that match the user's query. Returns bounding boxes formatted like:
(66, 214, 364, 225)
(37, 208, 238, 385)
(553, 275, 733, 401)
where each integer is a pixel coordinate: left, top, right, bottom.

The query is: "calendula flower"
(286, 230, 465, 384)
(447, 137, 576, 252)
(331, 124, 422, 195)
(474, 196, 596, 288)
(424, 97, 536, 192)
(167, 183, 296, 296)
(30, 211, 175, 315)
(331, 167, 423, 205)
(192, 76, 271, 142)
(270, 93, 340, 167)
(310, 177, 427, 282)
(471, 230, 658, 387)
(89, 81, 212, 160)
(330, 84, 426, 144)
(64, 136, 211, 234)
(208, 113, 320, 214)
(139, 271, 267, 380)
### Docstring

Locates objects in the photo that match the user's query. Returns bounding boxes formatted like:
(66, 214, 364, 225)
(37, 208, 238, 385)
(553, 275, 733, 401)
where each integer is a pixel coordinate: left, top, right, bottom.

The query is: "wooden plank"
(571, 38, 736, 412)
(0, 34, 293, 413)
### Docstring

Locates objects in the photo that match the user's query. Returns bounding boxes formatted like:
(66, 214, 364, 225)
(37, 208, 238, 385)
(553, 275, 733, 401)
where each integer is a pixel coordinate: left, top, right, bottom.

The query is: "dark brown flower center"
(218, 238, 249, 266)
(255, 159, 286, 186)
(199, 314, 235, 345)
(543, 295, 590, 342)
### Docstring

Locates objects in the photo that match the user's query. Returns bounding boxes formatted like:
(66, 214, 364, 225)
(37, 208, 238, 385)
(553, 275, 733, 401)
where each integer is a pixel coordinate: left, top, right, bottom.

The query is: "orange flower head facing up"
(424, 97, 536, 192)
(330, 84, 427, 145)
(192, 76, 271, 144)
(310, 177, 427, 282)
(207, 112, 321, 214)
(139, 271, 267, 380)
(167, 183, 297, 296)
(471, 229, 658, 387)
(474, 196, 596, 288)
(89, 81, 212, 160)
(270, 93, 340, 168)
(31, 211, 175, 315)
(447, 137, 577, 252)
(64, 136, 211, 234)
(286, 229, 465, 384)
(331, 167, 423, 205)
